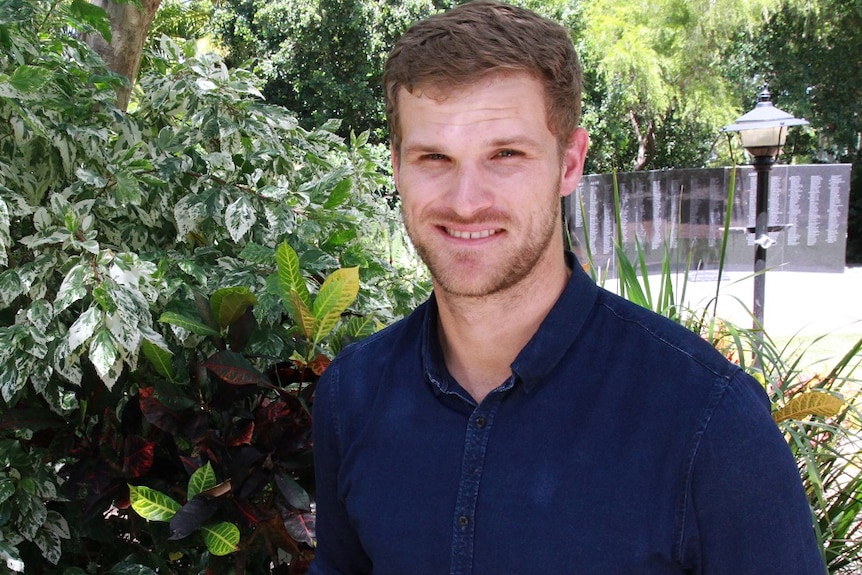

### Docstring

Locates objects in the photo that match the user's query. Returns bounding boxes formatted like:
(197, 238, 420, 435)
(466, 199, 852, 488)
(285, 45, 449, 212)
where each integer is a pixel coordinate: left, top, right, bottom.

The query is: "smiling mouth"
(444, 228, 501, 240)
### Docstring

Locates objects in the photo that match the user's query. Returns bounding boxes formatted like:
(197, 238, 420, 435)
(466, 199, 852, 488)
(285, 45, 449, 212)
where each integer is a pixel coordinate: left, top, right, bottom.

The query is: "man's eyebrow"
(486, 135, 543, 149)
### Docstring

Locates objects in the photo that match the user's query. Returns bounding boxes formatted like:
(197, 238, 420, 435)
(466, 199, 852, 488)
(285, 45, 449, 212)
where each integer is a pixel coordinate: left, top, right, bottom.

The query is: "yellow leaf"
(312, 266, 359, 343)
(773, 391, 845, 423)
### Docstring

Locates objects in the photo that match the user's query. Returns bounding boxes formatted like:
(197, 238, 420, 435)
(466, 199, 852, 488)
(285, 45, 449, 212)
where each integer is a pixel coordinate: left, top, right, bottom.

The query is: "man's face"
(392, 72, 588, 299)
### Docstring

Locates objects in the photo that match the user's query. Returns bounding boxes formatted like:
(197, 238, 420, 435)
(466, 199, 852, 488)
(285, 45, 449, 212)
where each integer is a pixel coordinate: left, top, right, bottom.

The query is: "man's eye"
(496, 149, 519, 158)
(424, 153, 447, 161)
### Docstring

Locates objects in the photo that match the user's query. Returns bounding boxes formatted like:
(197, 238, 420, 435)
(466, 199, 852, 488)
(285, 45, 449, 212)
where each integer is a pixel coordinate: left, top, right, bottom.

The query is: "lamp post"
(722, 87, 808, 331)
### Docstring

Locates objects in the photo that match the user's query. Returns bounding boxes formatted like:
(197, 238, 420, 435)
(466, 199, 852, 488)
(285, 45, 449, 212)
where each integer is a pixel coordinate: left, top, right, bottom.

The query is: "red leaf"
(308, 354, 330, 377)
(123, 435, 155, 478)
(233, 497, 270, 526)
(202, 350, 273, 387)
(138, 387, 185, 434)
(227, 419, 255, 447)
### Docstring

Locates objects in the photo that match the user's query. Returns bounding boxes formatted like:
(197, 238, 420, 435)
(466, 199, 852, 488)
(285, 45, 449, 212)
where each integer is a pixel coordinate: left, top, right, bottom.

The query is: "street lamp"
(722, 86, 808, 331)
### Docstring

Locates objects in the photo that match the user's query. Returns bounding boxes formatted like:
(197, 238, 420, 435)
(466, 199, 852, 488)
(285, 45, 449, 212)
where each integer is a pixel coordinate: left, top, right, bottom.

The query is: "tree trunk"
(84, 0, 162, 111)
(628, 110, 656, 172)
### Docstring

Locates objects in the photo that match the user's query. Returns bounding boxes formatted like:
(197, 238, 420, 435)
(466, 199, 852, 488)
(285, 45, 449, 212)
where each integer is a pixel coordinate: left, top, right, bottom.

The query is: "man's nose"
(444, 163, 493, 217)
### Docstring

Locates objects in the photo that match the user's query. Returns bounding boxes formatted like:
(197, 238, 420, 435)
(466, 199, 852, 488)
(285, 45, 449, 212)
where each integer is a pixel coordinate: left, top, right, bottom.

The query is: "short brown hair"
(383, 0, 582, 152)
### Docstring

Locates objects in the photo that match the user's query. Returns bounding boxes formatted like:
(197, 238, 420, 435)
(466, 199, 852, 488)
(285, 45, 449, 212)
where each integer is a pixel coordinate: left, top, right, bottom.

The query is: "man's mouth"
(444, 228, 501, 240)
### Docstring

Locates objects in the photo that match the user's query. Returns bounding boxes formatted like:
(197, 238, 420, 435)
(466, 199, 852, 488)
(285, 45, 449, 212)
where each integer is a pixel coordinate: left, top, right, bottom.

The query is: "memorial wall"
(565, 164, 852, 274)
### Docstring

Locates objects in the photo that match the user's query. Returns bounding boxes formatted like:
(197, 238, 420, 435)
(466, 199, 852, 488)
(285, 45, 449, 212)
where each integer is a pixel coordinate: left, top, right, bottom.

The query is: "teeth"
(446, 228, 498, 239)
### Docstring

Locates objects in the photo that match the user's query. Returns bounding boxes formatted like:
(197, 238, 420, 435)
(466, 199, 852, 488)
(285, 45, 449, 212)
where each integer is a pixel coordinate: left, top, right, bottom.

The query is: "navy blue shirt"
(311, 261, 825, 574)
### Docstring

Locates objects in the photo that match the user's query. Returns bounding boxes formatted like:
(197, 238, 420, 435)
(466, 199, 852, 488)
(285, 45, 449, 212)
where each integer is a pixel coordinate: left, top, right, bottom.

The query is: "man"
(310, 1, 825, 573)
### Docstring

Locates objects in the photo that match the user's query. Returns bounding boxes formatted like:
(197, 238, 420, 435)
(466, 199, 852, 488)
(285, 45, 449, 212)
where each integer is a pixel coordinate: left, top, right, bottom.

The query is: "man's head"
(383, 0, 582, 154)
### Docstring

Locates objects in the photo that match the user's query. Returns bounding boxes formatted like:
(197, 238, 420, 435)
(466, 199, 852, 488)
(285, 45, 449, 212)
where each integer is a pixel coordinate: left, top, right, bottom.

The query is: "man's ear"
(560, 127, 589, 198)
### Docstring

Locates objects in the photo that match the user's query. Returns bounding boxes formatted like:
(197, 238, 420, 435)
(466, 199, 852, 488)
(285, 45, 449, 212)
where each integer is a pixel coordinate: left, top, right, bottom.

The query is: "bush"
(0, 1, 426, 571)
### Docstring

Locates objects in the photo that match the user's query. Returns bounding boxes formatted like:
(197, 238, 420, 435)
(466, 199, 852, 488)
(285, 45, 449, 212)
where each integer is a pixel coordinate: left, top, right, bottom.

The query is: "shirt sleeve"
(309, 360, 374, 575)
(680, 369, 827, 574)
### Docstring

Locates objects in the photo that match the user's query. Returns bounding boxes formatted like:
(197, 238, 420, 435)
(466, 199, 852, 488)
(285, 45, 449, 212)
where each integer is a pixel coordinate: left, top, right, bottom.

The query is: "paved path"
(678, 266, 862, 337)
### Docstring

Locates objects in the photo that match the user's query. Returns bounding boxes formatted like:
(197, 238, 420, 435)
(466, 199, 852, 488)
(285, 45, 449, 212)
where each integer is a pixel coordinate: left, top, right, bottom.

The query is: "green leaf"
(158, 311, 220, 337)
(69, 0, 111, 42)
(322, 177, 352, 209)
(8, 65, 52, 94)
(201, 522, 240, 556)
(312, 267, 359, 343)
(188, 462, 216, 500)
(276, 242, 310, 308)
(128, 484, 180, 522)
(276, 242, 316, 338)
(210, 287, 258, 329)
(141, 339, 174, 380)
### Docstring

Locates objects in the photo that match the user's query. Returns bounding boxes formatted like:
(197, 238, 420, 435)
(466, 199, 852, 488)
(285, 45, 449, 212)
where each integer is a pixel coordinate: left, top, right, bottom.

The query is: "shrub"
(0, 1, 427, 571)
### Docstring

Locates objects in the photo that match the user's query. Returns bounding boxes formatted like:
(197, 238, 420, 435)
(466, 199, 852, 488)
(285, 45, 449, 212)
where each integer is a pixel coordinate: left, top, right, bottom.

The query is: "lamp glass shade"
(739, 126, 786, 157)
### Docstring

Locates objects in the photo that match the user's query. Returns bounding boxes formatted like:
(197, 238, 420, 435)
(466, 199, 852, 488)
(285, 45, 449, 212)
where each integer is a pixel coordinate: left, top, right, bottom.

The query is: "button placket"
(449, 395, 503, 575)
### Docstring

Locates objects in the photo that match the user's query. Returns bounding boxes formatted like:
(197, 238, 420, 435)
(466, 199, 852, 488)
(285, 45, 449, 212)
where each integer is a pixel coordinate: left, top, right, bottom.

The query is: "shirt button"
(458, 515, 470, 527)
(475, 416, 486, 428)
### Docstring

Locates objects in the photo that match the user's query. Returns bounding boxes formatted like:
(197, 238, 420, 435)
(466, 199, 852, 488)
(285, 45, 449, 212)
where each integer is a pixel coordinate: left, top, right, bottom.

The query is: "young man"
(310, 2, 826, 573)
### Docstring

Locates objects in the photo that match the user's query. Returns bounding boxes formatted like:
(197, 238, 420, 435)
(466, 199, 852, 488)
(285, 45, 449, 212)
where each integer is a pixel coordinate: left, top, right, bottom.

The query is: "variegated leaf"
(25, 299, 53, 332)
(773, 391, 845, 423)
(0, 196, 10, 268)
(275, 241, 310, 308)
(224, 196, 255, 243)
(129, 484, 180, 522)
(201, 522, 239, 556)
(53, 263, 89, 314)
(67, 306, 101, 353)
(53, 335, 83, 385)
(89, 329, 122, 389)
(0, 270, 25, 306)
(188, 462, 217, 500)
(286, 290, 315, 341)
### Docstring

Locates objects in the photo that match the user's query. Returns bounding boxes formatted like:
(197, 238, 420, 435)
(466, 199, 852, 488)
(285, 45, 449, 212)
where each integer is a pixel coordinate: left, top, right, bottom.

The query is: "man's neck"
(435, 253, 571, 403)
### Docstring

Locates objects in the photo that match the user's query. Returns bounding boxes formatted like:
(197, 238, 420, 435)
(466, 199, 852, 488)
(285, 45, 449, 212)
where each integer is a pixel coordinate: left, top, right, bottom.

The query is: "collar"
(421, 252, 599, 397)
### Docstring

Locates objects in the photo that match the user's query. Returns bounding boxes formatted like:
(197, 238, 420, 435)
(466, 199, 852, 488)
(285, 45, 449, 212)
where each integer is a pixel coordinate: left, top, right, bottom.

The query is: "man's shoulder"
(592, 287, 738, 379)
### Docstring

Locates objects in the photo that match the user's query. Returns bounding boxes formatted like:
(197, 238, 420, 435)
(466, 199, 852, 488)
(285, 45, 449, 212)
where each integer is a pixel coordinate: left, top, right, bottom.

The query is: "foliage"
(210, 0, 448, 141)
(723, 0, 862, 262)
(0, 0, 427, 571)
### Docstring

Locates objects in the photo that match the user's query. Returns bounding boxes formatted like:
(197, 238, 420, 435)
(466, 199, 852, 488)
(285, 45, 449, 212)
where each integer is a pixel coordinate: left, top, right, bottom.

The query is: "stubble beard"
(402, 200, 560, 300)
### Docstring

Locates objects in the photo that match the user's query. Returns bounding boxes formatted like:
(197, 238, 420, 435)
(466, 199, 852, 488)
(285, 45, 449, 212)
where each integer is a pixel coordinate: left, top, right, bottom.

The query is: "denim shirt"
(310, 261, 825, 575)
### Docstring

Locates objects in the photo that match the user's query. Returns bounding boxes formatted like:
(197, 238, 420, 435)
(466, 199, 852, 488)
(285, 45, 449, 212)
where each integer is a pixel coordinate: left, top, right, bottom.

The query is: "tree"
(730, 0, 862, 261)
(578, 0, 784, 173)
(83, 0, 164, 110)
(213, 0, 456, 140)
